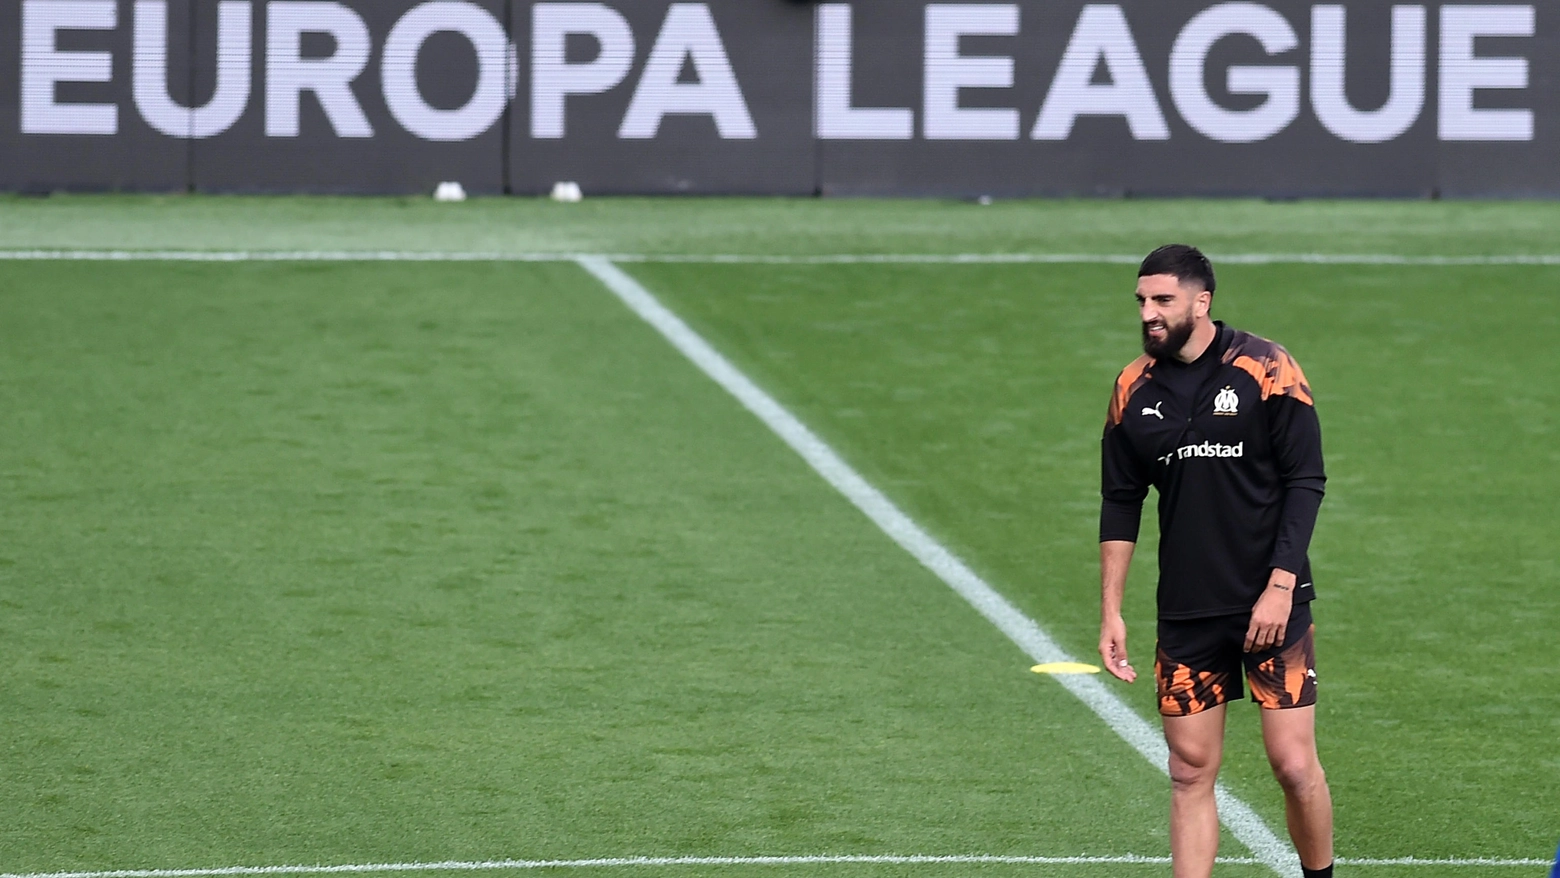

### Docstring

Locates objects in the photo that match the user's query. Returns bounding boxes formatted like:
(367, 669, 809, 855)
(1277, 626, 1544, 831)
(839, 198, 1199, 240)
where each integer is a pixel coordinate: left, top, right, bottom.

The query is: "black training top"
(1100, 322, 1325, 620)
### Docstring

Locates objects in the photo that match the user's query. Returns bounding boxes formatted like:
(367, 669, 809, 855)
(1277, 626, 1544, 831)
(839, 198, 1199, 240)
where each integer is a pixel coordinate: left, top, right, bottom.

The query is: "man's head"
(1136, 244, 1215, 359)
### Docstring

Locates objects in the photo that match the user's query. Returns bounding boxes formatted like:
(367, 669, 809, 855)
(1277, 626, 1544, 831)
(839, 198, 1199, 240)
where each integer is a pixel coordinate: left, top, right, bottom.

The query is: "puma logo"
(1141, 401, 1164, 419)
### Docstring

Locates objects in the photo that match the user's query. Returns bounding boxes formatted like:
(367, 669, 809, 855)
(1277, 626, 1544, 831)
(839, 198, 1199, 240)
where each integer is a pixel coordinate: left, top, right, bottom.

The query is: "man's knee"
(1269, 754, 1325, 797)
(1168, 747, 1220, 793)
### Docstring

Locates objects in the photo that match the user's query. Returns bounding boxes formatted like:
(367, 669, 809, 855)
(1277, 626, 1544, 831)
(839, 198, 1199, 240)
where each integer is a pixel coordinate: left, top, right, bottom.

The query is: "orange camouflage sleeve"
(1227, 344, 1313, 406)
(1106, 355, 1155, 429)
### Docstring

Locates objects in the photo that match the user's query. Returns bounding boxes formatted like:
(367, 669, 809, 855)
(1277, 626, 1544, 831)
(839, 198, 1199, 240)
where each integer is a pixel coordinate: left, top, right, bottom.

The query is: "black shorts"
(1154, 602, 1316, 717)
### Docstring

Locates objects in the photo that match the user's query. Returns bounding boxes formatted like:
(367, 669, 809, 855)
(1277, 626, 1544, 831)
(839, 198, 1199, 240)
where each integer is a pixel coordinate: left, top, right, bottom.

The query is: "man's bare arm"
(1099, 539, 1137, 682)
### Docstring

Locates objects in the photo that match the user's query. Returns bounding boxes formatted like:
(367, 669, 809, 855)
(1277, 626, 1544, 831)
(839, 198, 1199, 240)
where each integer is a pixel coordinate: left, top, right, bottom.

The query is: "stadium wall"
(3, 0, 1555, 197)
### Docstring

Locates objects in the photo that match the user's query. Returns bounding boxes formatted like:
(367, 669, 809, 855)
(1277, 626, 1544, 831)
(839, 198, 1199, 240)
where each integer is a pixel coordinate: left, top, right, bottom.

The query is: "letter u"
(134, 0, 252, 138)
(1310, 5, 1425, 143)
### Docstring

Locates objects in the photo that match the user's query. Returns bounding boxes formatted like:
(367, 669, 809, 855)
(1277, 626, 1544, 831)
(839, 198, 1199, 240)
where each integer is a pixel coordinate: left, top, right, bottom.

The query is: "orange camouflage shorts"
(1154, 602, 1317, 717)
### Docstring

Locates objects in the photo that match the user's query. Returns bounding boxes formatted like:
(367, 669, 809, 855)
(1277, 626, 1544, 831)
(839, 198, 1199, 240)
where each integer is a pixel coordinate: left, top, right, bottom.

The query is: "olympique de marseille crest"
(1213, 386, 1239, 416)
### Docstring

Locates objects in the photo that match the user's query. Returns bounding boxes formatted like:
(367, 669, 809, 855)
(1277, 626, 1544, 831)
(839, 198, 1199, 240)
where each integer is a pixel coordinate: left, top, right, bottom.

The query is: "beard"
(1142, 312, 1195, 359)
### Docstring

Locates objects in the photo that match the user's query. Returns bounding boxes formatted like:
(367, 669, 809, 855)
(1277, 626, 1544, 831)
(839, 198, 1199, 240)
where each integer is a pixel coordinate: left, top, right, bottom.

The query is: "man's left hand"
(1244, 568, 1297, 652)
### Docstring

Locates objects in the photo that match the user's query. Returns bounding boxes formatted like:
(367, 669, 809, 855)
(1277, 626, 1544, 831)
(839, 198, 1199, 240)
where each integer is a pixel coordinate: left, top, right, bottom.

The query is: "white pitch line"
(3, 249, 1560, 266)
(620, 252, 1560, 266)
(3, 854, 1550, 878)
(1337, 858, 1552, 867)
(573, 257, 1300, 878)
(0, 249, 565, 263)
(0, 856, 1186, 878)
(0, 857, 1166, 878)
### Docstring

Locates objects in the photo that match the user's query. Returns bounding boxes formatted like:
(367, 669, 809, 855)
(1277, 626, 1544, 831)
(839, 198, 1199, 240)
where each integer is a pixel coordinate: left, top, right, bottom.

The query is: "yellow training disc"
(1030, 662, 1102, 675)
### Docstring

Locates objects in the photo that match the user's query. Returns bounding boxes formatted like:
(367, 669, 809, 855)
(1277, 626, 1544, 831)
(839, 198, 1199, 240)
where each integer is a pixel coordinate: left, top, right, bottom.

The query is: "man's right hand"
(1099, 615, 1136, 682)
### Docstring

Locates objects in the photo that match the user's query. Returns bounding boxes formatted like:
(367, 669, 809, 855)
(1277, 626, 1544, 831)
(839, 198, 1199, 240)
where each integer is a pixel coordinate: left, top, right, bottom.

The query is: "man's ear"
(1195, 290, 1213, 318)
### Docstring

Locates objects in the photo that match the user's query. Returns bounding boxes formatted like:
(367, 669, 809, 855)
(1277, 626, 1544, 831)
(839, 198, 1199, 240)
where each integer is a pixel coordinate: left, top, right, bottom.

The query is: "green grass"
(0, 261, 1184, 872)
(4, 193, 1560, 256)
(0, 197, 1556, 875)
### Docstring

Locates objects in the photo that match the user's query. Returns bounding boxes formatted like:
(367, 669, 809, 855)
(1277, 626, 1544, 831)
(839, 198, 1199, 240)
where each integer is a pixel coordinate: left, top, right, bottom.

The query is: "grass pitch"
(0, 196, 1555, 875)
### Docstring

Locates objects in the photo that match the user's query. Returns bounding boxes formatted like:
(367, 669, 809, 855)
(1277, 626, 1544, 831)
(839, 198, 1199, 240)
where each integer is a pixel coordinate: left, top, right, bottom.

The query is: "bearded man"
(1098, 244, 1335, 878)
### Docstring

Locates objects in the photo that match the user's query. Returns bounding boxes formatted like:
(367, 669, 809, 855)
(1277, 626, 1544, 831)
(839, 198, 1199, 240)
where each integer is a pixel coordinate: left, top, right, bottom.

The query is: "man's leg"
(1163, 704, 1227, 878)
(1260, 705, 1333, 872)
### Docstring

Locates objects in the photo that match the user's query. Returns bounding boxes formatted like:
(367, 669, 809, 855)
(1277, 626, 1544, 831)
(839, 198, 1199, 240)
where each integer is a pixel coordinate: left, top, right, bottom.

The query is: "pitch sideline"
(2, 249, 1560, 266)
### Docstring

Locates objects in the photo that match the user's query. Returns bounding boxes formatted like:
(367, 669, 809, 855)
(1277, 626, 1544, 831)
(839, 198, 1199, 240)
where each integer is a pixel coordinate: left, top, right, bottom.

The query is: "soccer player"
(1097, 245, 1334, 878)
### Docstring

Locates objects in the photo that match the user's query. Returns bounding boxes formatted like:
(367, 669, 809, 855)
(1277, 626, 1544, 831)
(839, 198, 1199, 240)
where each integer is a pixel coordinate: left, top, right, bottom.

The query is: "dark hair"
(1138, 244, 1215, 295)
